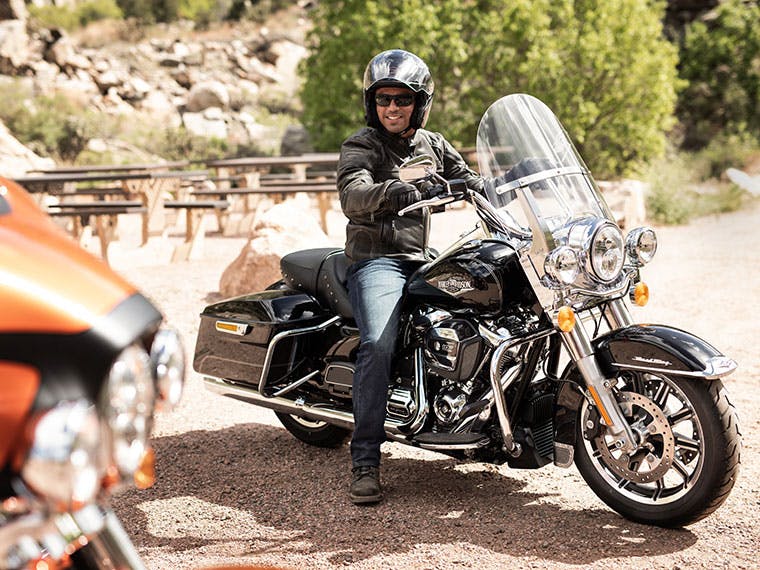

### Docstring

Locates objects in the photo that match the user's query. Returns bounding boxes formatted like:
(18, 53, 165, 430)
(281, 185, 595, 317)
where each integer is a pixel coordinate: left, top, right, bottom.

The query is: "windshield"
(475, 94, 614, 239)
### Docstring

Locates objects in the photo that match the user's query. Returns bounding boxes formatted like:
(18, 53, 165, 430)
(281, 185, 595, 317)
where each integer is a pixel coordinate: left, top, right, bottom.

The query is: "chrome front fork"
(560, 298, 638, 453)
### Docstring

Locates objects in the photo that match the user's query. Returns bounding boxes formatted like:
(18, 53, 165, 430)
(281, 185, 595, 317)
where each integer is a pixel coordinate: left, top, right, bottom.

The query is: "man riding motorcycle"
(337, 49, 483, 504)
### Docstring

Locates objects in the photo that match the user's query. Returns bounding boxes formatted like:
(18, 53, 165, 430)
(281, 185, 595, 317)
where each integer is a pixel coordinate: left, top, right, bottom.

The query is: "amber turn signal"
(134, 447, 156, 490)
(557, 306, 576, 332)
(633, 282, 649, 306)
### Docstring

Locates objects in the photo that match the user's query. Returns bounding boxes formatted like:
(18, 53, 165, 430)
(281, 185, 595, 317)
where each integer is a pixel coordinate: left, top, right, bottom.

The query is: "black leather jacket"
(337, 127, 482, 264)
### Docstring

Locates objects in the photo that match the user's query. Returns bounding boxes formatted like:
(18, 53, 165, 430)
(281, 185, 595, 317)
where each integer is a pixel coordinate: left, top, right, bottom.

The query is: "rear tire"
(574, 373, 741, 527)
(275, 412, 351, 448)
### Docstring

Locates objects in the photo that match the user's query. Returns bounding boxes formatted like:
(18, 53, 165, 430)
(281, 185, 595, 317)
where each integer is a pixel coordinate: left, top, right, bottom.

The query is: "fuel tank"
(406, 238, 537, 316)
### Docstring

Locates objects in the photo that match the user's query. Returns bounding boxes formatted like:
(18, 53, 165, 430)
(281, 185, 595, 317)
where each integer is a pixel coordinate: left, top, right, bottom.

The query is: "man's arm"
(337, 135, 391, 217)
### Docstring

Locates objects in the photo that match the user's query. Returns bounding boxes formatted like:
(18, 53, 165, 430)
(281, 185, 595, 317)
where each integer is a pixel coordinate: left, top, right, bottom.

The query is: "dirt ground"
(108, 199, 760, 570)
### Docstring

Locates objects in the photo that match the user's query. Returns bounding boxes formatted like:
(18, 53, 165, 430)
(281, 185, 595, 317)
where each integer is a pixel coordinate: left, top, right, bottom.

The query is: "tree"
(300, 0, 680, 178)
(677, 0, 760, 149)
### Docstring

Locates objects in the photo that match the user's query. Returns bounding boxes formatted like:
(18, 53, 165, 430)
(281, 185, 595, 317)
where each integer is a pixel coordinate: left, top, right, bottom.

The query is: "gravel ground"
(107, 199, 760, 570)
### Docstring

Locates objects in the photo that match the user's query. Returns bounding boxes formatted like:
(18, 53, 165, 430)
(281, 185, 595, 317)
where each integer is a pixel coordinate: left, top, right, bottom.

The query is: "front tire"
(574, 372, 741, 527)
(275, 412, 351, 448)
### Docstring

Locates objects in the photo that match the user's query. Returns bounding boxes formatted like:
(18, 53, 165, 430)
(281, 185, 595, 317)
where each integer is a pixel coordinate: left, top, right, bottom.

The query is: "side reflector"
(633, 282, 650, 306)
(215, 321, 249, 336)
(134, 447, 156, 490)
(557, 306, 576, 332)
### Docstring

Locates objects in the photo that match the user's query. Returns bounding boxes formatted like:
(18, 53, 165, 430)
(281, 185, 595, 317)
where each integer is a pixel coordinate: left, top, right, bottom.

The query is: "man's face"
(375, 87, 415, 135)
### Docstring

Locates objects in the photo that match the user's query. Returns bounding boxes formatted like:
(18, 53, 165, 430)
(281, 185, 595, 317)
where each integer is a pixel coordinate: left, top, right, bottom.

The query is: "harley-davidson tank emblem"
(437, 276, 474, 295)
(631, 356, 673, 367)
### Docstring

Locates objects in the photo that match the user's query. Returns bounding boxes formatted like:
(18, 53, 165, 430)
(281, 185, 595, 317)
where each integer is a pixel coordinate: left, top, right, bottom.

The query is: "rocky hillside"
(0, 0, 314, 176)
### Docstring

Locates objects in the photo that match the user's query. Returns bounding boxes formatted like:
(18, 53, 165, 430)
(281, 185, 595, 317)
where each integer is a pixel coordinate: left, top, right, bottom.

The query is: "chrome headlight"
(590, 223, 624, 282)
(102, 344, 155, 478)
(544, 246, 580, 285)
(21, 400, 104, 510)
(150, 327, 186, 411)
(626, 226, 658, 265)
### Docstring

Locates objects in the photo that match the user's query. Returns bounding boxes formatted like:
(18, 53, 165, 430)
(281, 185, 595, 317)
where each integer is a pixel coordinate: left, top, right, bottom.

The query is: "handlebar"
(397, 193, 460, 216)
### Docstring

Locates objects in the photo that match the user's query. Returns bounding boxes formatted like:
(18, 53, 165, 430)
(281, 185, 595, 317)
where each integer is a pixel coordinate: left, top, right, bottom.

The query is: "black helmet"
(363, 49, 434, 131)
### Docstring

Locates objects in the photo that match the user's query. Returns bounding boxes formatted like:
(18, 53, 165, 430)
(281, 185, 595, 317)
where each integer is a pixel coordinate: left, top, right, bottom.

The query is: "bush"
(29, 0, 123, 31)
(677, 0, 760, 149)
(0, 82, 105, 161)
(301, 0, 680, 178)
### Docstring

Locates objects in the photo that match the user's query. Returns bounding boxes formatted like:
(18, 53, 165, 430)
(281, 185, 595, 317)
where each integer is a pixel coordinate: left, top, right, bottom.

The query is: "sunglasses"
(375, 93, 415, 107)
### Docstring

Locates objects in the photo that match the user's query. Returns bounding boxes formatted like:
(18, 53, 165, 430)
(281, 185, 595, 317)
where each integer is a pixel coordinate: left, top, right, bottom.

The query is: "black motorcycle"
(194, 94, 740, 527)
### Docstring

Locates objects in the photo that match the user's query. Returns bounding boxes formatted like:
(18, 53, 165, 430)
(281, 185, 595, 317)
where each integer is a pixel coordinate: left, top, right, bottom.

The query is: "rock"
(45, 32, 91, 71)
(0, 0, 27, 21)
(0, 19, 29, 73)
(280, 124, 313, 156)
(726, 168, 760, 197)
(182, 110, 227, 139)
(186, 80, 230, 112)
(0, 119, 56, 177)
(596, 178, 648, 229)
(219, 197, 332, 297)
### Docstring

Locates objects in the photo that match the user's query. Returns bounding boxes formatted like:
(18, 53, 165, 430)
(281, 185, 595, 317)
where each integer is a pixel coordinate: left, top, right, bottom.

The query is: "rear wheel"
(275, 412, 351, 448)
(574, 371, 741, 527)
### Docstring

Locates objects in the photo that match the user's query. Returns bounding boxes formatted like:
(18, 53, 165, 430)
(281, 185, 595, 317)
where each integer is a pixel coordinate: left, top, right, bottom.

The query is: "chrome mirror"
(399, 155, 436, 182)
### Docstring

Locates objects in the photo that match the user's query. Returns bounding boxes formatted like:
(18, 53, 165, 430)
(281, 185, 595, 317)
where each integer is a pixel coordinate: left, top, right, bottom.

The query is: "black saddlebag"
(193, 289, 330, 387)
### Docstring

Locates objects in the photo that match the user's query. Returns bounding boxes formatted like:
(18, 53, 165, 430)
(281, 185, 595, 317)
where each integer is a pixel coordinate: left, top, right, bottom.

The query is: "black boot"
(349, 465, 383, 504)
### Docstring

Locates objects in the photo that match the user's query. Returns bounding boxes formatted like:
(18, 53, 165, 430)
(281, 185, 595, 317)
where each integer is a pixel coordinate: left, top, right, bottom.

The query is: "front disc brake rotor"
(593, 391, 676, 483)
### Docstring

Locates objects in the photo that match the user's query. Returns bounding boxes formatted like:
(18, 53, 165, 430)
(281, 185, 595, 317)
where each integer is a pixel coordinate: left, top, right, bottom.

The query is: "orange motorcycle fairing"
(0, 178, 137, 334)
(0, 361, 40, 466)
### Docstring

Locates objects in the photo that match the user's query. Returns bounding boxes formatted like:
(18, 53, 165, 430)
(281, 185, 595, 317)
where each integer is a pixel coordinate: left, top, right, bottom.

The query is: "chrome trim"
(417, 438, 490, 451)
(495, 166, 588, 194)
(608, 356, 738, 379)
(603, 297, 634, 328)
(560, 324, 638, 453)
(272, 370, 319, 397)
(258, 315, 341, 394)
(488, 329, 554, 455)
(205, 346, 430, 437)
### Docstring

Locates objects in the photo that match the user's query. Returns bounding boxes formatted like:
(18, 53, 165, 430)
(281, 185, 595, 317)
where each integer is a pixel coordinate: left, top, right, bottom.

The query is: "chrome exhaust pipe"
(204, 371, 427, 437)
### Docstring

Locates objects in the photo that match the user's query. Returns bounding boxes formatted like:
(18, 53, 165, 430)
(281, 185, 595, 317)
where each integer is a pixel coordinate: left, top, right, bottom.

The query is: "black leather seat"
(280, 248, 353, 319)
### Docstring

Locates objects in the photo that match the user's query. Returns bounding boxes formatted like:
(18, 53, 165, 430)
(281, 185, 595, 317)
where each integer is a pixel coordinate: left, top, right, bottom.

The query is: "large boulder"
(0, 19, 29, 73)
(219, 196, 335, 298)
(186, 80, 230, 112)
(0, 120, 56, 177)
(0, 0, 27, 21)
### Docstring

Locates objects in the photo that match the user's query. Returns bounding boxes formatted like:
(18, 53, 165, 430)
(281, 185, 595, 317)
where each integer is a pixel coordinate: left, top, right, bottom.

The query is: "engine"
(413, 308, 483, 381)
(413, 307, 488, 428)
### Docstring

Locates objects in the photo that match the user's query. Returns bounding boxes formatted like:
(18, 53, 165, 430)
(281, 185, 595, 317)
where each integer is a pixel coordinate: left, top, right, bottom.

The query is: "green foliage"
(0, 82, 105, 161)
(142, 126, 231, 162)
(677, 0, 760, 149)
(28, 0, 123, 30)
(688, 130, 760, 181)
(301, 0, 680, 178)
(226, 0, 291, 22)
(644, 152, 695, 224)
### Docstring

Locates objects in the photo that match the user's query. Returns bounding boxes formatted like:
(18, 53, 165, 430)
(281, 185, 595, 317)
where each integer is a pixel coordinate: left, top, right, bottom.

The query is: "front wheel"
(574, 371, 741, 527)
(275, 412, 351, 448)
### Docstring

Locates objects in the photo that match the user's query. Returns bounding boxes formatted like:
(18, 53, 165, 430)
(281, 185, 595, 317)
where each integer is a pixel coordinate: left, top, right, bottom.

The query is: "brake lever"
(398, 194, 457, 216)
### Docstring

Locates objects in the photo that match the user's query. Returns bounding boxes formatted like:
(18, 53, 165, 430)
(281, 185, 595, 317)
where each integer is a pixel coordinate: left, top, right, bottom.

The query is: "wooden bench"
(189, 183, 337, 234)
(46, 201, 147, 264)
(164, 199, 230, 261)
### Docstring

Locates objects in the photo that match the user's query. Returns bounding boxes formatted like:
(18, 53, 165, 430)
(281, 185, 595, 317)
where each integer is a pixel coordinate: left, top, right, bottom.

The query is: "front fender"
(593, 324, 737, 379)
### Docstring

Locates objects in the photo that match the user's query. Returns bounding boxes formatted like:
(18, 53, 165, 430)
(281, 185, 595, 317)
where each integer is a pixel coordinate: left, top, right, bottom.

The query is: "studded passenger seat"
(280, 248, 354, 320)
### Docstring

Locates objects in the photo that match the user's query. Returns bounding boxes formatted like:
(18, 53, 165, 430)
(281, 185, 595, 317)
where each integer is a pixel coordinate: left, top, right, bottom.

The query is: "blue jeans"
(346, 257, 420, 468)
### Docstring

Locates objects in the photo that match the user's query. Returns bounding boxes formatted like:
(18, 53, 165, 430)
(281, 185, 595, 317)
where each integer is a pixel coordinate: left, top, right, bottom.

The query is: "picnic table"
(201, 153, 341, 233)
(13, 168, 223, 264)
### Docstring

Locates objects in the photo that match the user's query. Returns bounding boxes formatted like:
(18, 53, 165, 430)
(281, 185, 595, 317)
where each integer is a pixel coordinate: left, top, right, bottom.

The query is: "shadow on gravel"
(112, 423, 696, 566)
